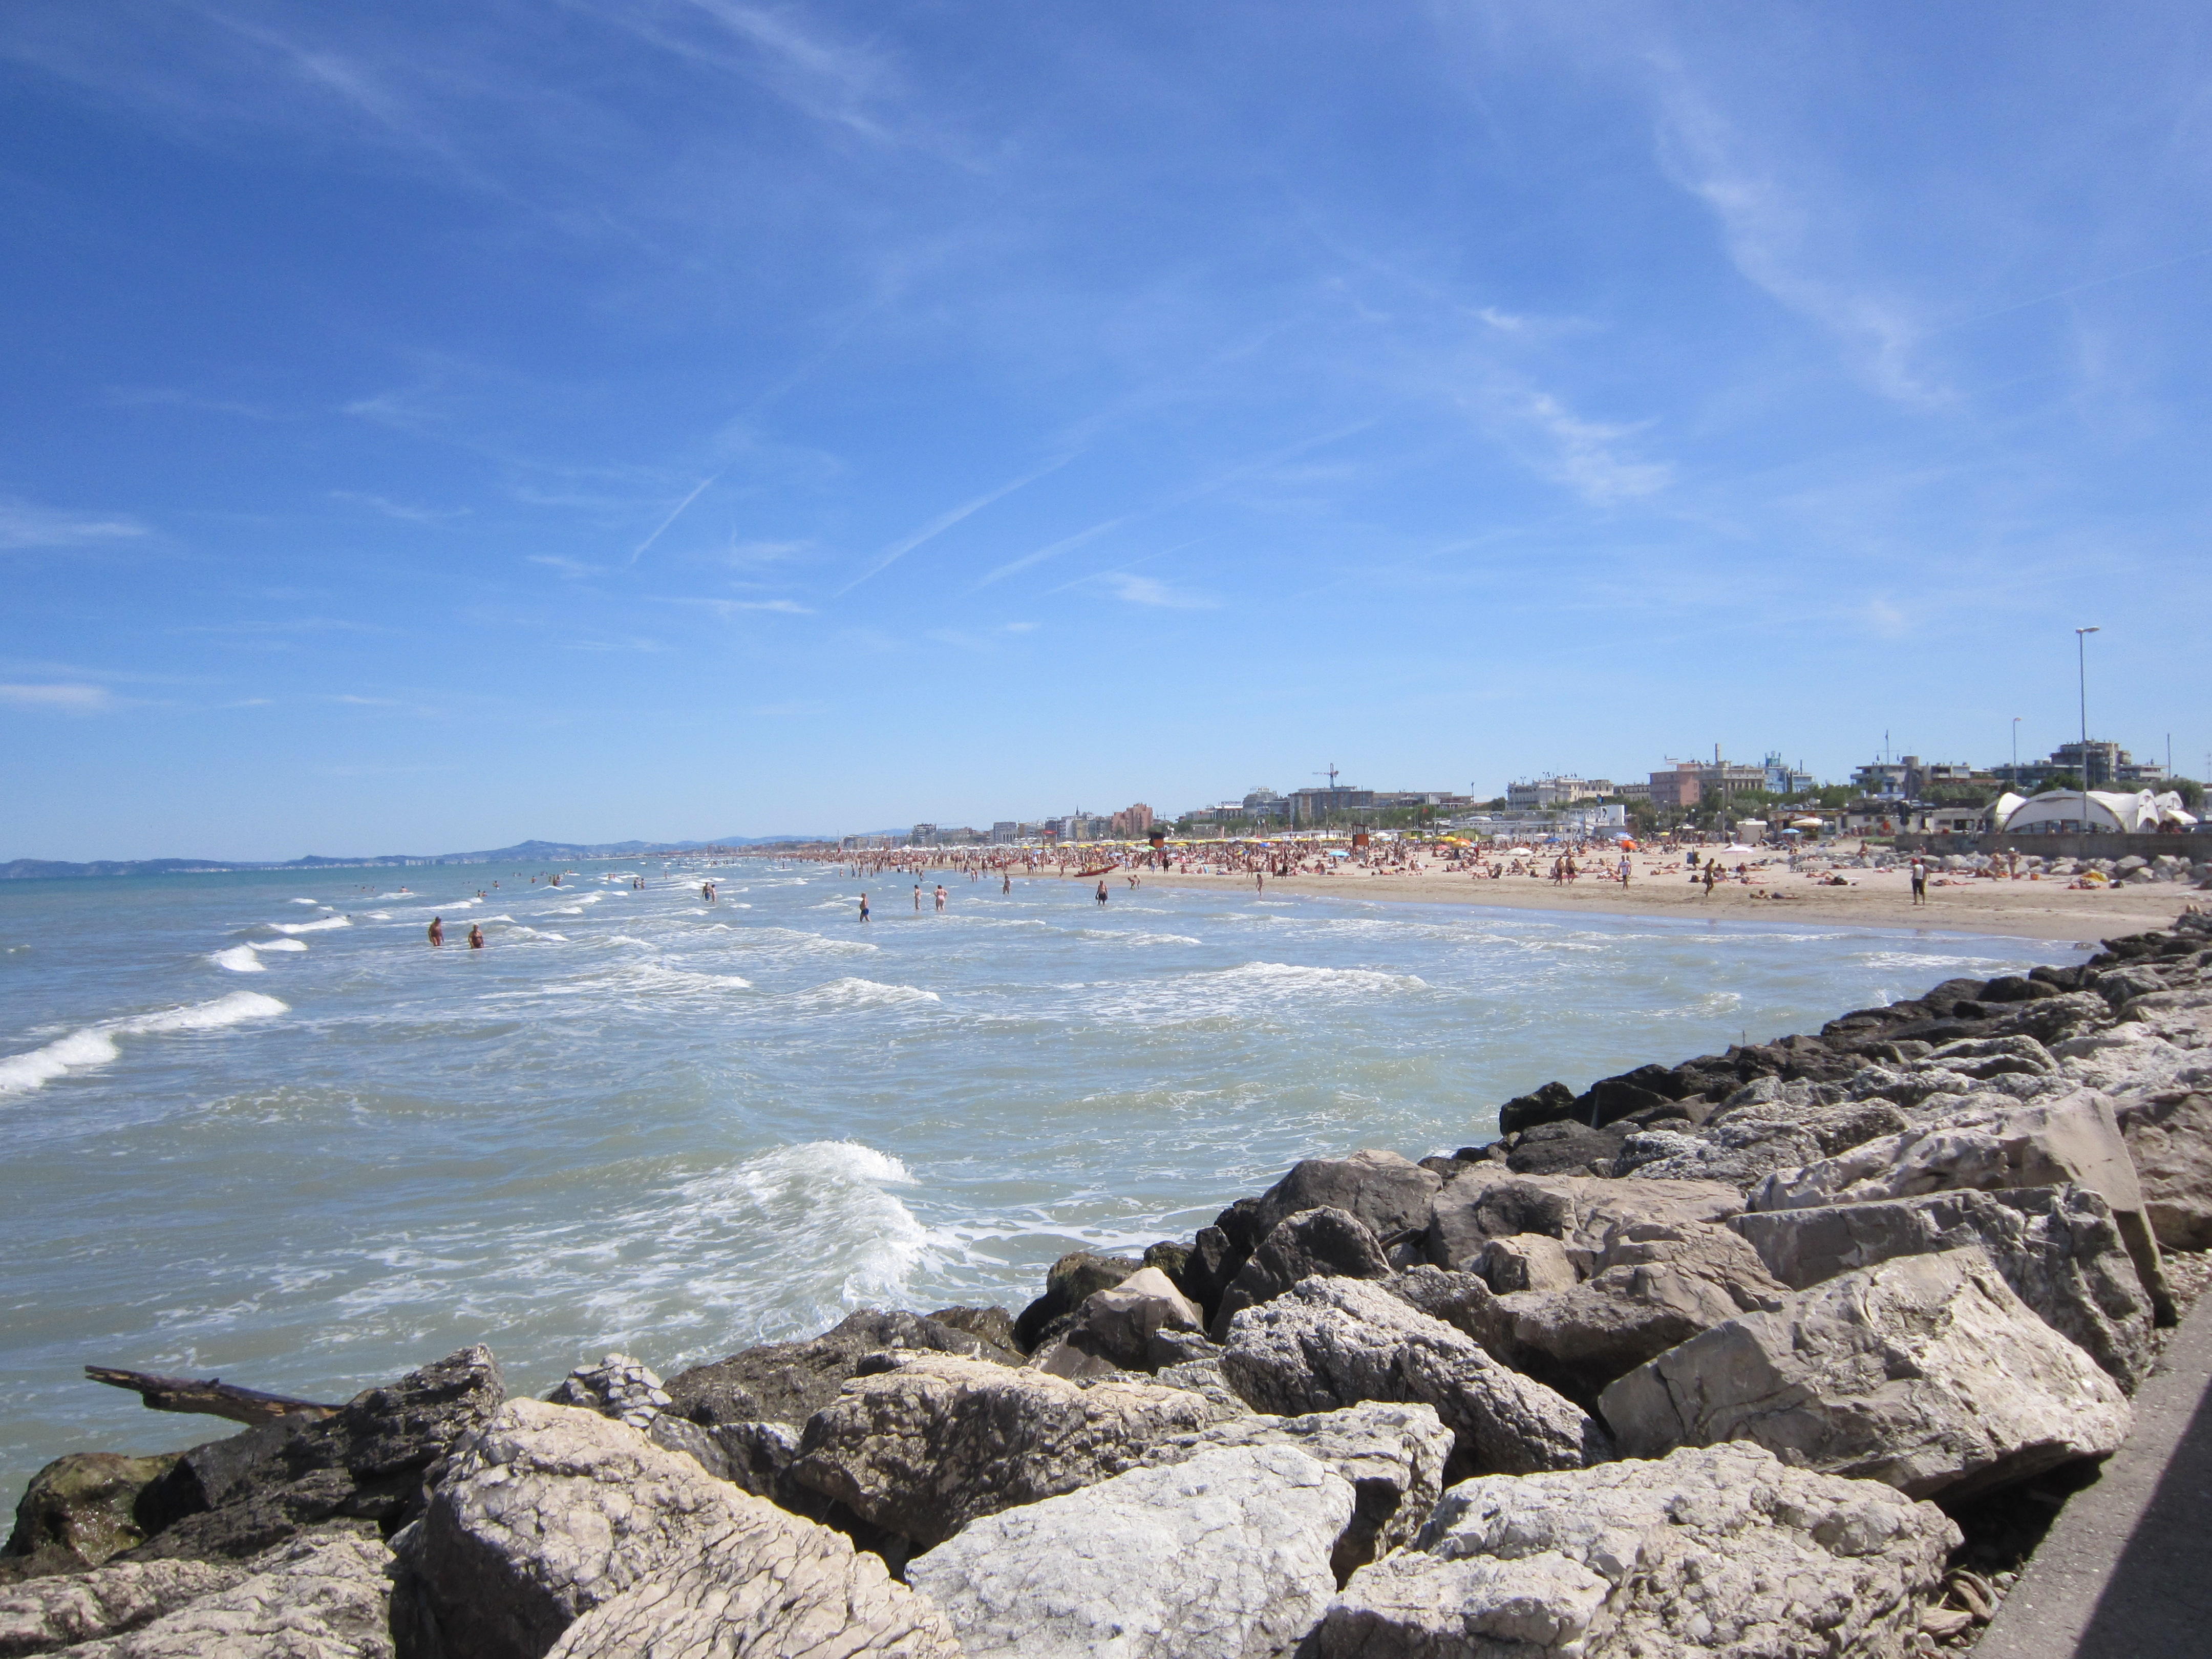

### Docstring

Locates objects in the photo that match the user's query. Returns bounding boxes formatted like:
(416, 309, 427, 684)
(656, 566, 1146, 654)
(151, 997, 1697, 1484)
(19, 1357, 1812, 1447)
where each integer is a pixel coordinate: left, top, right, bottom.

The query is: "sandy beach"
(1142, 853, 2206, 942)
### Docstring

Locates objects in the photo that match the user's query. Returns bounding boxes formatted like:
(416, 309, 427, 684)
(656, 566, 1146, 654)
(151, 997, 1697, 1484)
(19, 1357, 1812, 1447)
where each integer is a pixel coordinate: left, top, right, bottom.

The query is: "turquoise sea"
(0, 856, 2079, 1495)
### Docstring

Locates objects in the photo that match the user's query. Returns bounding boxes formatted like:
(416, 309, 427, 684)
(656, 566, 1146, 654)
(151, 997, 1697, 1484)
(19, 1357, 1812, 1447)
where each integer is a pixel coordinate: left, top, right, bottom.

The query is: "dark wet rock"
(1503, 1120, 1631, 1177)
(667, 1308, 1018, 1426)
(1251, 1151, 1443, 1247)
(122, 1347, 504, 1564)
(1011, 1253, 1143, 1353)
(1037, 1267, 1205, 1377)
(924, 1304, 1017, 1352)
(3, 1453, 182, 1578)
(1497, 1080, 1579, 1135)
(1209, 1207, 1392, 1339)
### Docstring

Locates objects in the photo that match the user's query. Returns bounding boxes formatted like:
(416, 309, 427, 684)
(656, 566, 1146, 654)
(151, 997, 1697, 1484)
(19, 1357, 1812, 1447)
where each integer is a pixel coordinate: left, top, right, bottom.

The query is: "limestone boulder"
(788, 1352, 1213, 1550)
(1134, 1401, 1454, 1576)
(122, 1346, 505, 1564)
(1209, 1207, 1391, 1339)
(1615, 1101, 1911, 1190)
(388, 1398, 956, 1659)
(3, 1454, 182, 1576)
(544, 1352, 670, 1430)
(1424, 1173, 1743, 1274)
(1013, 1253, 1144, 1353)
(907, 1444, 1348, 1659)
(1481, 1221, 1790, 1402)
(1747, 1088, 2172, 1322)
(57, 1534, 395, 1658)
(1309, 1442, 1958, 1659)
(1033, 1266, 1202, 1378)
(1470, 1233, 1577, 1294)
(2115, 1091, 2212, 1248)
(1730, 1184, 2156, 1391)
(0, 1558, 240, 1654)
(666, 1308, 1018, 1426)
(1599, 1248, 2132, 1498)
(1220, 1277, 1609, 1477)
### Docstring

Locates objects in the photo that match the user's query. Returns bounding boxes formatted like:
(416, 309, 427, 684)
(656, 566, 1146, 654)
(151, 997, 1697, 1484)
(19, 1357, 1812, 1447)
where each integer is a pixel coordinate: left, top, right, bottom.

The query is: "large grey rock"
(1480, 1221, 1790, 1401)
(1615, 1101, 1911, 1189)
(1253, 1150, 1442, 1246)
(1599, 1248, 2132, 1498)
(1747, 1088, 2173, 1322)
(666, 1308, 1018, 1426)
(1423, 1174, 1742, 1274)
(1470, 1233, 1577, 1294)
(2115, 1091, 2212, 1248)
(123, 1347, 505, 1565)
(1134, 1401, 1454, 1577)
(388, 1399, 955, 1659)
(788, 1352, 1214, 1550)
(3, 1454, 182, 1577)
(1309, 1442, 1958, 1659)
(908, 1444, 1347, 1659)
(0, 1559, 241, 1655)
(1221, 1277, 1610, 1476)
(59, 1534, 394, 1658)
(1014, 1253, 1145, 1353)
(1730, 1184, 2157, 1391)
(1034, 1267, 1203, 1377)
(1209, 1207, 1392, 1339)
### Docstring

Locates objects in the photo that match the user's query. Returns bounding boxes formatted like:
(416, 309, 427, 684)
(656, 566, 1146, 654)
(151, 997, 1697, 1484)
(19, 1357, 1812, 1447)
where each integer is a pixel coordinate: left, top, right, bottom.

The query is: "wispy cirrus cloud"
(1495, 386, 1671, 503)
(331, 490, 470, 524)
(1655, 79, 1936, 404)
(838, 456, 1074, 596)
(0, 682, 113, 711)
(1098, 572, 1217, 610)
(0, 496, 148, 551)
(659, 595, 815, 617)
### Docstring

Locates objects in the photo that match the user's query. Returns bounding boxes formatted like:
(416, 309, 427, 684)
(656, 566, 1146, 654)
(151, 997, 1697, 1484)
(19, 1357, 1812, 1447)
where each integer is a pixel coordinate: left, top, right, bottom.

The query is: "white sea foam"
(789, 977, 942, 1012)
(1214, 961, 1428, 994)
(254, 938, 309, 953)
(289, 898, 321, 906)
(210, 946, 265, 972)
(365, 912, 392, 921)
(548, 907, 585, 916)
(264, 916, 350, 935)
(1, 991, 288, 1095)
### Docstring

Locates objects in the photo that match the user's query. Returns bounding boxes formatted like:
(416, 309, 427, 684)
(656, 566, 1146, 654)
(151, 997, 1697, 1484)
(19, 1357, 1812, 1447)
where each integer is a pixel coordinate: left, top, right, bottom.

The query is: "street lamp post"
(2075, 627, 2100, 836)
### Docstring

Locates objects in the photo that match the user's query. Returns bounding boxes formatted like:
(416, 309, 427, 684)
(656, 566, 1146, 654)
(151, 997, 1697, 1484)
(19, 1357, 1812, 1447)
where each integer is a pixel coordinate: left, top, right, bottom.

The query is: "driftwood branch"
(86, 1366, 345, 1427)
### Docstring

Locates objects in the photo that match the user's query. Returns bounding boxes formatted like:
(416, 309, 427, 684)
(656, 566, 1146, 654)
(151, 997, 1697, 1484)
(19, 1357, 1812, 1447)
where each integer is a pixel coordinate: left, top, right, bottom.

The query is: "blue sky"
(3, 2, 2208, 859)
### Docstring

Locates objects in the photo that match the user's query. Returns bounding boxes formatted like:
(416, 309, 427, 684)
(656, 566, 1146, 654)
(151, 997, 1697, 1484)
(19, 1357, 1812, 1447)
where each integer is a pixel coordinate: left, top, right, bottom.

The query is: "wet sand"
(1142, 855, 2206, 943)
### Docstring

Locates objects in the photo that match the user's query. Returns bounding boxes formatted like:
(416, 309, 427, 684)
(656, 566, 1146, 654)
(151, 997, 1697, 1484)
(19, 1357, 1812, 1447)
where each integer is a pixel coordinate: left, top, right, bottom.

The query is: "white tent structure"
(1996, 789, 2198, 834)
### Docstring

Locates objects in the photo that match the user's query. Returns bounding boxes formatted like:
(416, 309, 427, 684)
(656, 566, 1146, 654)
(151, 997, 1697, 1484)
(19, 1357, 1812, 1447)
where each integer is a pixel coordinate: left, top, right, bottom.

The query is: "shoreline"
(1132, 863, 2206, 943)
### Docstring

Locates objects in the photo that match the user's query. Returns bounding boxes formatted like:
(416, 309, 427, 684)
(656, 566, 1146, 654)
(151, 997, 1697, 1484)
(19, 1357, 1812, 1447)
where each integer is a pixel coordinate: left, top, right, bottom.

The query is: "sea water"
(0, 858, 2079, 1493)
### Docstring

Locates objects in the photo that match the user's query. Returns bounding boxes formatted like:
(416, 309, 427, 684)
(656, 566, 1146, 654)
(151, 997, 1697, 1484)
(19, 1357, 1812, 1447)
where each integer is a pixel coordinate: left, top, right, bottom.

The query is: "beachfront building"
(1289, 784, 1376, 825)
(1762, 752, 1818, 795)
(1110, 803, 1155, 837)
(1849, 755, 1986, 800)
(1505, 775, 1614, 810)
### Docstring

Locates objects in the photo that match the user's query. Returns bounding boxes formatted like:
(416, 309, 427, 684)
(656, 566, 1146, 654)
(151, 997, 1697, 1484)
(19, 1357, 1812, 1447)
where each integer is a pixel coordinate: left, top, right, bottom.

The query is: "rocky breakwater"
(7, 909, 2211, 1657)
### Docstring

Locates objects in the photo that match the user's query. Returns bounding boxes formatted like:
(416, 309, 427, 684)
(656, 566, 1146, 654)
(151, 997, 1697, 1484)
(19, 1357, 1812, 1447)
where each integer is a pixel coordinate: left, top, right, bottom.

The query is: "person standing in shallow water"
(467, 923, 484, 949)
(427, 916, 444, 946)
(1096, 879, 1109, 905)
(858, 892, 870, 923)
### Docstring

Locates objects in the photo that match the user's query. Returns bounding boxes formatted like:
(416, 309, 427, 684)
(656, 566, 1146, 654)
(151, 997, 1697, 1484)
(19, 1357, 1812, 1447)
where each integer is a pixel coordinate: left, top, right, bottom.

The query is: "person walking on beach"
(428, 916, 444, 946)
(1619, 853, 1631, 887)
(1910, 858, 1928, 906)
(467, 923, 484, 949)
(859, 892, 870, 923)
(1701, 863, 1717, 899)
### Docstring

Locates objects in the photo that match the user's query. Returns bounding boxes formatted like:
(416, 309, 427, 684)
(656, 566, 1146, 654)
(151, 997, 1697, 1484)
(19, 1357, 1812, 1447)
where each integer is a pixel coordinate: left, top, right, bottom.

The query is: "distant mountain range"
(0, 834, 867, 880)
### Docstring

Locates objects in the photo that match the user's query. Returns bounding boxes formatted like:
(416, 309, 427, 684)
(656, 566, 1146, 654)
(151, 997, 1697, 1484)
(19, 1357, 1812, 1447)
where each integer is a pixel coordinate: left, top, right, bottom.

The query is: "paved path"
(1978, 1285, 2212, 1657)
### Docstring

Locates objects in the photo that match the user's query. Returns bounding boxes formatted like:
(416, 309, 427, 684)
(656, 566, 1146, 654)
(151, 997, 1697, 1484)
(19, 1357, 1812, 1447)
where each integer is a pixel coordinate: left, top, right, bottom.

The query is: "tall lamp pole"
(2075, 627, 2100, 834)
